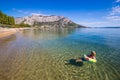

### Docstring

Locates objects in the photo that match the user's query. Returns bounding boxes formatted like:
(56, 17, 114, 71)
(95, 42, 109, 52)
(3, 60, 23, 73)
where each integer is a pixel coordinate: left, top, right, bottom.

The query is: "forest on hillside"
(0, 11, 30, 28)
(0, 11, 15, 25)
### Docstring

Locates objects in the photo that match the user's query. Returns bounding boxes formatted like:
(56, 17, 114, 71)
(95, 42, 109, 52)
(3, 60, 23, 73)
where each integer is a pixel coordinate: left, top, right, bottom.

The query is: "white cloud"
(107, 6, 120, 21)
(31, 13, 41, 15)
(12, 8, 48, 16)
(80, 22, 108, 26)
(107, 16, 120, 21)
(12, 8, 29, 14)
(79, 21, 109, 27)
(31, 13, 48, 16)
(79, 5, 120, 27)
(78, 1, 120, 27)
(116, 0, 120, 2)
(110, 6, 120, 15)
(79, 21, 120, 27)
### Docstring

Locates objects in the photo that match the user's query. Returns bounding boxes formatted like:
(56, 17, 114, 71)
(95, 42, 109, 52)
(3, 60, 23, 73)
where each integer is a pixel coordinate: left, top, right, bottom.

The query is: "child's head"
(91, 51, 96, 56)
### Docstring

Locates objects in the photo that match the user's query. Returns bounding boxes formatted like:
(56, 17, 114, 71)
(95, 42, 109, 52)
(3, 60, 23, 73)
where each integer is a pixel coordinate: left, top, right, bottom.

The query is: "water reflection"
(20, 28, 75, 41)
(0, 34, 17, 48)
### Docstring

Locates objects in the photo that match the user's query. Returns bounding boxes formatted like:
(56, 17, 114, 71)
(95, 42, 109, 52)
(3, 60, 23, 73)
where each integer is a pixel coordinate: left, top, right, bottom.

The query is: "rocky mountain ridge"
(15, 14, 85, 28)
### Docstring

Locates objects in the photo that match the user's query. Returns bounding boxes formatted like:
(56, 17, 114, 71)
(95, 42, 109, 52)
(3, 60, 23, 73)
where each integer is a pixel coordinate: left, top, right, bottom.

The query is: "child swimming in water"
(76, 51, 96, 62)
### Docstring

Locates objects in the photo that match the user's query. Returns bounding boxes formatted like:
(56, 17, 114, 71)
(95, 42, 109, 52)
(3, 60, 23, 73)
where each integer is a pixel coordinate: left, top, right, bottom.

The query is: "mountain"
(15, 14, 86, 28)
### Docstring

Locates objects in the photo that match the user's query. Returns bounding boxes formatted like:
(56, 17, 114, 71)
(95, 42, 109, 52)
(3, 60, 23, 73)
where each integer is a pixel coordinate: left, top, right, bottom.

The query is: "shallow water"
(0, 28, 120, 80)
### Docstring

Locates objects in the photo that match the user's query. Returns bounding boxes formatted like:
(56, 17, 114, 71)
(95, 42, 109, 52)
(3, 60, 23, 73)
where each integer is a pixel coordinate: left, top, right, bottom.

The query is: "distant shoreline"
(92, 27, 120, 28)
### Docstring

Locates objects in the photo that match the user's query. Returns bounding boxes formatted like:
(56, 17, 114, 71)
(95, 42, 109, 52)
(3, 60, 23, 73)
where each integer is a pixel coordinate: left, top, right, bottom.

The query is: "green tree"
(0, 11, 2, 24)
(0, 10, 15, 26)
(11, 16, 15, 25)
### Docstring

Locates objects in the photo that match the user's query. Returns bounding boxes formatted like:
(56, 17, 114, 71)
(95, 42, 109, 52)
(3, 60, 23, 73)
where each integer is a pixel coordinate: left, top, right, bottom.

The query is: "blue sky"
(0, 0, 120, 27)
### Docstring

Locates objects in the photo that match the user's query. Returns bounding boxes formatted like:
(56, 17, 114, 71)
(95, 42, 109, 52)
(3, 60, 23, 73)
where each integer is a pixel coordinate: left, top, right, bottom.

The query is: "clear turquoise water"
(0, 28, 120, 80)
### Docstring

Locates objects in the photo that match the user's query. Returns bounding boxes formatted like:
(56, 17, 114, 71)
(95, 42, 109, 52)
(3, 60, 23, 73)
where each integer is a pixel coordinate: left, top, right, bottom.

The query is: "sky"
(0, 0, 120, 27)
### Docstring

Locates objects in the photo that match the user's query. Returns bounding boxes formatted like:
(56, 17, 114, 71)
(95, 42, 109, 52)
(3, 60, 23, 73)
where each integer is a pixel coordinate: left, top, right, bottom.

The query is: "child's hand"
(84, 55, 89, 60)
(84, 54, 87, 58)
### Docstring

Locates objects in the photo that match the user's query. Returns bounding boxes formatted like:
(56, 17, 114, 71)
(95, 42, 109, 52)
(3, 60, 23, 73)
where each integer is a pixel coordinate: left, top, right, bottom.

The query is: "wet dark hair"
(91, 51, 96, 55)
(91, 51, 94, 54)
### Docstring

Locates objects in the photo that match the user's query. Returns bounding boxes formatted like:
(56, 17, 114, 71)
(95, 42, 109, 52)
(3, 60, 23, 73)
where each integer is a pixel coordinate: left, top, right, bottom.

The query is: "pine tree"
(0, 11, 2, 24)
(0, 10, 15, 26)
(11, 16, 15, 25)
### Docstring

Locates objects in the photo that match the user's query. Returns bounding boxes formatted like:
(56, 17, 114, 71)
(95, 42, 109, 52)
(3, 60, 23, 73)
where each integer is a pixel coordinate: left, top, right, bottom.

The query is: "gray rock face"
(15, 14, 85, 28)
(15, 15, 71, 25)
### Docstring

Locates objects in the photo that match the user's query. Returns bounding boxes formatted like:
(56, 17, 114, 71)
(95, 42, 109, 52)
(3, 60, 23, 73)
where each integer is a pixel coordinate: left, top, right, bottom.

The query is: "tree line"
(0, 10, 31, 27)
(0, 10, 15, 25)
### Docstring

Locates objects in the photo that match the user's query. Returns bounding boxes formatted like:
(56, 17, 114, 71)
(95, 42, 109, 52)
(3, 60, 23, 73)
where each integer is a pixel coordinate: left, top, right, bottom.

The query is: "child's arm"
(84, 55, 89, 60)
